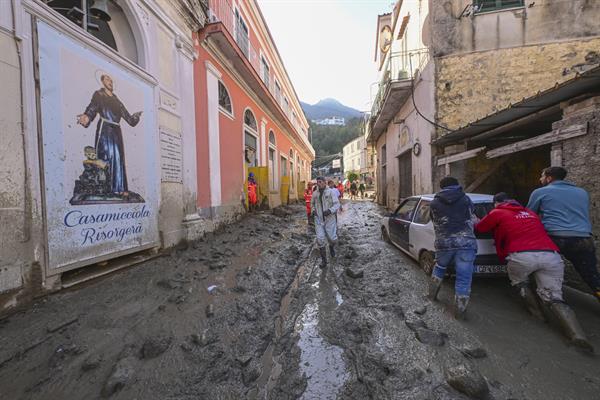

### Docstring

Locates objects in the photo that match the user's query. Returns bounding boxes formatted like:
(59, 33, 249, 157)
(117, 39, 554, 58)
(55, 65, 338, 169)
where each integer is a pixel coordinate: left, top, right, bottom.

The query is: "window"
(275, 81, 282, 104)
(244, 109, 258, 166)
(218, 81, 232, 114)
(48, 0, 138, 63)
(474, 0, 524, 13)
(269, 130, 276, 145)
(269, 148, 276, 190)
(413, 200, 431, 225)
(261, 56, 270, 86)
(394, 198, 419, 222)
(380, 145, 387, 165)
(244, 109, 257, 130)
(234, 8, 249, 57)
(281, 156, 288, 177)
(283, 97, 289, 115)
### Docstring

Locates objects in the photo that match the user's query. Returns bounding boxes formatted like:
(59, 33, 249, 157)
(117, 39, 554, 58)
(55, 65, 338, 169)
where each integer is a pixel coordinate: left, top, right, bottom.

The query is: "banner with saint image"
(38, 21, 159, 271)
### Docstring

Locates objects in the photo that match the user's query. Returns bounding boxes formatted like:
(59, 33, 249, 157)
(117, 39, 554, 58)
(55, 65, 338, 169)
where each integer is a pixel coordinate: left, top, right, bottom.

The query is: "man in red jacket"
(475, 192, 592, 351)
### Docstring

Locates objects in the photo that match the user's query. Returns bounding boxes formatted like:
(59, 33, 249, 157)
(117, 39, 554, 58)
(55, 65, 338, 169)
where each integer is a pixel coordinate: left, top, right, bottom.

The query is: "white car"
(381, 193, 506, 275)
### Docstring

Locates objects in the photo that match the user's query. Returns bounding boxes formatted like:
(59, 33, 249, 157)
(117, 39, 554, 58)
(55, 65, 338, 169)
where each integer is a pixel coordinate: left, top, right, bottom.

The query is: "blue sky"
(258, 0, 394, 111)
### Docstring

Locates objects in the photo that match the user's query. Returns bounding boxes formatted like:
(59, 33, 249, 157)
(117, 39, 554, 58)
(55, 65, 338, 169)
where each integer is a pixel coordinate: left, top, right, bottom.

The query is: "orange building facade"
(195, 0, 314, 222)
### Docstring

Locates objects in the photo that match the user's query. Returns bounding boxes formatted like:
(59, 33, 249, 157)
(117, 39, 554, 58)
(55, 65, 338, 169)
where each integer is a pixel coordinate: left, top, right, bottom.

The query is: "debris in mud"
(140, 336, 172, 359)
(207, 285, 218, 293)
(415, 327, 447, 346)
(345, 267, 364, 279)
(101, 356, 137, 397)
(444, 363, 490, 400)
(209, 261, 229, 270)
(405, 316, 427, 332)
(414, 305, 428, 315)
(49, 343, 86, 368)
(156, 278, 180, 290)
(206, 303, 215, 317)
(81, 354, 103, 372)
(460, 346, 488, 359)
(167, 293, 187, 304)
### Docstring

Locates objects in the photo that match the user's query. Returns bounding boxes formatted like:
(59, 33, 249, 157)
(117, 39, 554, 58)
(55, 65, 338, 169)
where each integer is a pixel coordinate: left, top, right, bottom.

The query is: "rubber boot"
(454, 295, 470, 320)
(427, 276, 443, 301)
(517, 283, 546, 322)
(319, 247, 328, 269)
(550, 302, 594, 352)
(329, 244, 336, 258)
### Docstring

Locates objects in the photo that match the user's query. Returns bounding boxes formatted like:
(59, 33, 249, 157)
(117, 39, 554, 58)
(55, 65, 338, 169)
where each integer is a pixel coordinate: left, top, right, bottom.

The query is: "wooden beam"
(437, 146, 486, 166)
(486, 123, 588, 159)
(469, 104, 561, 143)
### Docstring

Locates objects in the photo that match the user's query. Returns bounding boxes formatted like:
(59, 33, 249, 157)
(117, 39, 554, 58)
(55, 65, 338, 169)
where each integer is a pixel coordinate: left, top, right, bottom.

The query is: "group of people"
(428, 167, 599, 351)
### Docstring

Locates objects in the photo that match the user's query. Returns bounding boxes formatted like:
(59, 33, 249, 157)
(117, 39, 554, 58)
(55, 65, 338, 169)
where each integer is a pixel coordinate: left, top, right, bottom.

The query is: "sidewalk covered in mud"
(434, 66, 600, 207)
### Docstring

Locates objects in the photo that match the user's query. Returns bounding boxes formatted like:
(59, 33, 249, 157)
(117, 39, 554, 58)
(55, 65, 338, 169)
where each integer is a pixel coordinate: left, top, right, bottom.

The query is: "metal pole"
(82, 0, 87, 31)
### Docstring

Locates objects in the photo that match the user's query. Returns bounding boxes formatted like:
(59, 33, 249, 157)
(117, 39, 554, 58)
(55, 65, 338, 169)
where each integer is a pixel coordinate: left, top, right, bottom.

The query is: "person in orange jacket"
(304, 183, 314, 224)
(247, 172, 258, 211)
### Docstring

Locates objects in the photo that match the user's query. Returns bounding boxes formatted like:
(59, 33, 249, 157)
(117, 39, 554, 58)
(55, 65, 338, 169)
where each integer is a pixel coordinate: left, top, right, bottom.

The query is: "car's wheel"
(419, 251, 435, 275)
(381, 227, 391, 243)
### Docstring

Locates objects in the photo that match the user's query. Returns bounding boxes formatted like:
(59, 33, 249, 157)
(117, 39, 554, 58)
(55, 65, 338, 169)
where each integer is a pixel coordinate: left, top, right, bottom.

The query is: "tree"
(310, 117, 362, 158)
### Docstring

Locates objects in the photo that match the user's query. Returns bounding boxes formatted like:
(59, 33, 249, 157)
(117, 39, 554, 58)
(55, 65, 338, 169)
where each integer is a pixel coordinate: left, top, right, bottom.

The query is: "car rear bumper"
(473, 254, 507, 275)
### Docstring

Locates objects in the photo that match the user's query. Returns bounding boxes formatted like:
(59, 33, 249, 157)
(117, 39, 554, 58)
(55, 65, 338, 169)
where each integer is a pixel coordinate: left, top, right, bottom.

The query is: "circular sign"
(413, 142, 422, 156)
(379, 25, 392, 53)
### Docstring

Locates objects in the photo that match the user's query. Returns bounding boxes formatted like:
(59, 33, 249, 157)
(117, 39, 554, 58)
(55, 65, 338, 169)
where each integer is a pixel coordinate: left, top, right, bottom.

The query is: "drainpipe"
(11, 0, 30, 243)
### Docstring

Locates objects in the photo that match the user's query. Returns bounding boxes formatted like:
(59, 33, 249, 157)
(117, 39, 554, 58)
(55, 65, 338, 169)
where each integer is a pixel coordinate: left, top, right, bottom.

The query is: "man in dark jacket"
(428, 176, 477, 319)
(476, 193, 592, 351)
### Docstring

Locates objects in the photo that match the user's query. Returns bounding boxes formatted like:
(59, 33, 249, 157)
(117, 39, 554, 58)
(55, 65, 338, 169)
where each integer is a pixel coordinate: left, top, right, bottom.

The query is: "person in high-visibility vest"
(303, 183, 314, 225)
(247, 172, 258, 211)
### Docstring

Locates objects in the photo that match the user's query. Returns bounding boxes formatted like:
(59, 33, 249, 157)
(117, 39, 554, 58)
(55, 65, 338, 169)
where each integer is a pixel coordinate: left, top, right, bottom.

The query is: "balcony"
(203, 0, 313, 155)
(368, 49, 429, 142)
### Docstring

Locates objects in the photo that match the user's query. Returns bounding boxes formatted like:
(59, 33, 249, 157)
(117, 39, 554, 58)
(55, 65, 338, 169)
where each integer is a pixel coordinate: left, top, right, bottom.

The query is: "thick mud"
(1, 201, 599, 399)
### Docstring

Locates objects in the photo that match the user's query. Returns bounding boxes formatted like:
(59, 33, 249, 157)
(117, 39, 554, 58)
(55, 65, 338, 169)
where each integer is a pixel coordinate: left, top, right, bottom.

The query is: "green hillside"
(310, 117, 363, 159)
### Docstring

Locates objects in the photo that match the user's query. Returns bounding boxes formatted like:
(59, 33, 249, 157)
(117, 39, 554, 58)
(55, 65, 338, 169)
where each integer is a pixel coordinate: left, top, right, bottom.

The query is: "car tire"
(381, 227, 391, 243)
(419, 251, 435, 276)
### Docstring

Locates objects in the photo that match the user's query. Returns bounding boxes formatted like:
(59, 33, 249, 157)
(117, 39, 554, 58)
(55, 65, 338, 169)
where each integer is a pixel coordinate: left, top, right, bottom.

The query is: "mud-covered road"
(1, 200, 599, 399)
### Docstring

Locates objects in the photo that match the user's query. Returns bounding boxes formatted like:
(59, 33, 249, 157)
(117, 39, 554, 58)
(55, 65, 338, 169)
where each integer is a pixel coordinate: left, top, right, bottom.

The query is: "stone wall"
(435, 37, 600, 134)
(555, 97, 600, 249)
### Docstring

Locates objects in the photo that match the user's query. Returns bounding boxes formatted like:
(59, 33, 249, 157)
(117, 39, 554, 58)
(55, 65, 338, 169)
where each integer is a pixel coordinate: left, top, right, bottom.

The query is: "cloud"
(258, 0, 391, 111)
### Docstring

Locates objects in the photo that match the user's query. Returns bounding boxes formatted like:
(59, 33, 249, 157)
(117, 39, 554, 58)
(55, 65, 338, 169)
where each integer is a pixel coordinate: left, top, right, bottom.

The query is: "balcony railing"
(370, 49, 430, 118)
(207, 0, 308, 139)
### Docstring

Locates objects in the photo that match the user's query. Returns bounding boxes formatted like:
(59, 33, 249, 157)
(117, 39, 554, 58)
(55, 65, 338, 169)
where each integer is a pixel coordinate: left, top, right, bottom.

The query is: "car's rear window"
(473, 202, 494, 219)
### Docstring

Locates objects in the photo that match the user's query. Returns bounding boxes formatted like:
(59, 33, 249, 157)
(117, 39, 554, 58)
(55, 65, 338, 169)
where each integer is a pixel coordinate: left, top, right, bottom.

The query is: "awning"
(434, 65, 600, 146)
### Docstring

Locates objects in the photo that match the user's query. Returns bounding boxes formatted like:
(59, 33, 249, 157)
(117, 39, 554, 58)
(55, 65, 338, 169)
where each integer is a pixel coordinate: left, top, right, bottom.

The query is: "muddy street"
(1, 200, 600, 399)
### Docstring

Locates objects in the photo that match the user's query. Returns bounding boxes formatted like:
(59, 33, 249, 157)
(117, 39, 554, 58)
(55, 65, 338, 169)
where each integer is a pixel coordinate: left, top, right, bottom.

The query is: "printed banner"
(38, 21, 159, 271)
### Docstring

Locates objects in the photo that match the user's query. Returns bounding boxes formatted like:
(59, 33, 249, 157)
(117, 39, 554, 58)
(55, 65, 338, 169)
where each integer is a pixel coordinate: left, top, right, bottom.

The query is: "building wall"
(195, 45, 312, 217)
(343, 137, 365, 175)
(554, 97, 600, 252)
(0, 0, 204, 314)
(435, 36, 600, 132)
(430, 0, 600, 57)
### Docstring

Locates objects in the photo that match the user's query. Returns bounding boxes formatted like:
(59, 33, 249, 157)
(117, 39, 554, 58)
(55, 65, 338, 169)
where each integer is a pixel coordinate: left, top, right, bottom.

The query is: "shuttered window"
(474, 0, 524, 13)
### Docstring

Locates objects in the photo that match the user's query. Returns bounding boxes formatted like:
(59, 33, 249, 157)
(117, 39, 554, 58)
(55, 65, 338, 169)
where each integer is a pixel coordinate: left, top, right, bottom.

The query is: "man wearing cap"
(476, 192, 592, 351)
(310, 176, 340, 268)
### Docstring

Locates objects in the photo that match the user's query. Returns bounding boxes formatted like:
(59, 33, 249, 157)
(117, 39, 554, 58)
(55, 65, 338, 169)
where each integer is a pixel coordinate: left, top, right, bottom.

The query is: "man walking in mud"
(527, 166, 600, 304)
(311, 176, 340, 268)
(428, 176, 477, 319)
(476, 193, 593, 351)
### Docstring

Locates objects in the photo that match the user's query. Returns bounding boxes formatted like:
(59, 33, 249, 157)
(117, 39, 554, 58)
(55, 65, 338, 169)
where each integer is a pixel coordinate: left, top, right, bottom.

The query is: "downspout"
(11, 0, 31, 243)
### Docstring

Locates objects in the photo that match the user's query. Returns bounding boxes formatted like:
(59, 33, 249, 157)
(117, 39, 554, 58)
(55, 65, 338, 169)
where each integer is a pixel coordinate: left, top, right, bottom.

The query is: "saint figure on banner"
(71, 73, 145, 205)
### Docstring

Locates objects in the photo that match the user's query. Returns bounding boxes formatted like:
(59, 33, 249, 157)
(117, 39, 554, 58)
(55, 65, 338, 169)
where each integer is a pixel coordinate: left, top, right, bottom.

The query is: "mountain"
(300, 98, 363, 121)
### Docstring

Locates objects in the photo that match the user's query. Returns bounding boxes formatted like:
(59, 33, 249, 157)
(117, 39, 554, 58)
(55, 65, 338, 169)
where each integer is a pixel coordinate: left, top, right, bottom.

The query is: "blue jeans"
(432, 249, 476, 296)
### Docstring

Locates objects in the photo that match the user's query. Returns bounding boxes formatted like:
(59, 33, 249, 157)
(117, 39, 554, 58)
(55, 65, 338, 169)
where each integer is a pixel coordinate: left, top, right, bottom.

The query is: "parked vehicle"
(381, 194, 506, 275)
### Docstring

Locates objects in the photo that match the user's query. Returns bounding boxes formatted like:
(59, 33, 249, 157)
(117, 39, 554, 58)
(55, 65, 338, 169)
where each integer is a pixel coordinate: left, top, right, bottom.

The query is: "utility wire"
(408, 54, 454, 133)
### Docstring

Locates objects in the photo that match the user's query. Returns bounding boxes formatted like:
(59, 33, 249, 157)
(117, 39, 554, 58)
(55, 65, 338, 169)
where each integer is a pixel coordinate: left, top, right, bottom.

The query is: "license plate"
(475, 265, 505, 274)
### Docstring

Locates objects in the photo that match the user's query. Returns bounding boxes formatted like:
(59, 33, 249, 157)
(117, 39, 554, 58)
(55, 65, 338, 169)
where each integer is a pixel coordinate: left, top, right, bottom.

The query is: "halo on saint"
(94, 69, 111, 85)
